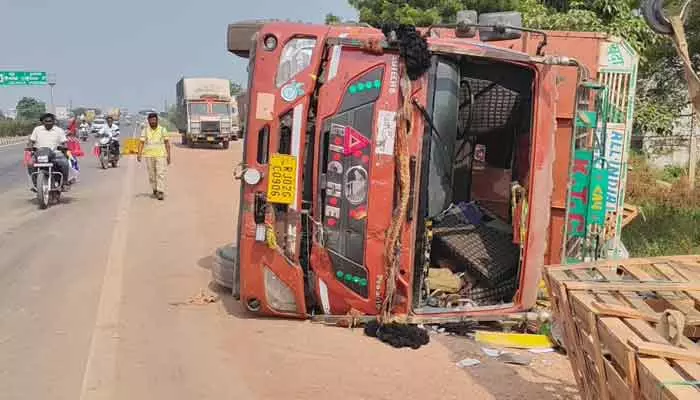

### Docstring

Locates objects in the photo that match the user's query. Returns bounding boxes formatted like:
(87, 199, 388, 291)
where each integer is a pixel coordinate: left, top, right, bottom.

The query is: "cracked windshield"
(1, 0, 699, 399)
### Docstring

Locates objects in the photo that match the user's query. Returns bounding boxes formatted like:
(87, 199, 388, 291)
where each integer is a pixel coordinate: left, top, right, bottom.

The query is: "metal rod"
(49, 84, 55, 114)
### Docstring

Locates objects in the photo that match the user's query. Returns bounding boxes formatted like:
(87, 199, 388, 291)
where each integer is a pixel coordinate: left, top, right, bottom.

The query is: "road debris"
(475, 330, 554, 349)
(496, 352, 532, 366)
(528, 348, 556, 354)
(482, 347, 502, 357)
(169, 289, 220, 306)
(455, 358, 481, 368)
(363, 320, 430, 349)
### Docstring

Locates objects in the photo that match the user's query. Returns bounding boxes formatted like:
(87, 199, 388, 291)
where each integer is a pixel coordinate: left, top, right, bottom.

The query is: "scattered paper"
(497, 352, 532, 366)
(529, 348, 556, 354)
(456, 358, 481, 368)
(482, 348, 503, 357)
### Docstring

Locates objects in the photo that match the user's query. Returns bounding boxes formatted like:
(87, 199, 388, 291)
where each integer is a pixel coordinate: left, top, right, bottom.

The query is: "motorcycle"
(27, 146, 67, 210)
(79, 126, 89, 141)
(96, 131, 120, 169)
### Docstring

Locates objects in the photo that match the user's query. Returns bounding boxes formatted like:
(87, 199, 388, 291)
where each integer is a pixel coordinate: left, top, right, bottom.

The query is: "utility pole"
(47, 73, 56, 114)
(690, 112, 698, 190)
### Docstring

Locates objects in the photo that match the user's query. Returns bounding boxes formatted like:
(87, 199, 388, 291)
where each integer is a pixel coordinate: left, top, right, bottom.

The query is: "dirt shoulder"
(103, 142, 579, 400)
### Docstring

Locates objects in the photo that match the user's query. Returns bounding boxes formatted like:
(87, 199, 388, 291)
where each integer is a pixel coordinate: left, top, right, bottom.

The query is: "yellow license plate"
(207, 137, 214, 142)
(267, 153, 297, 205)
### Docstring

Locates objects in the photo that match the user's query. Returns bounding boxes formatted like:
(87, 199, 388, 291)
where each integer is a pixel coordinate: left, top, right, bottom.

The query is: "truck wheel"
(642, 0, 673, 35)
(99, 152, 108, 169)
(37, 173, 49, 210)
(222, 140, 230, 149)
(181, 135, 188, 146)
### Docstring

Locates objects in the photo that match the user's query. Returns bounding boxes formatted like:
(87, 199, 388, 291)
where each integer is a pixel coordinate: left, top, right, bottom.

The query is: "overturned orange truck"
(226, 11, 639, 320)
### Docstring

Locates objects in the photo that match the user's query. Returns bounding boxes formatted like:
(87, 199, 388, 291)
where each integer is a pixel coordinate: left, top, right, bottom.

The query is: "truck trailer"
(175, 77, 236, 149)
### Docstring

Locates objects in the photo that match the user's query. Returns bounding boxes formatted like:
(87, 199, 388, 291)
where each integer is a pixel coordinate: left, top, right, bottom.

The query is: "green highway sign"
(0, 71, 48, 87)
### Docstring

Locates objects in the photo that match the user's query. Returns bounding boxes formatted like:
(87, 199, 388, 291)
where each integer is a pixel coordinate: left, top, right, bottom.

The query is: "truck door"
(513, 63, 559, 310)
(235, 24, 330, 317)
(308, 40, 398, 316)
(562, 82, 610, 264)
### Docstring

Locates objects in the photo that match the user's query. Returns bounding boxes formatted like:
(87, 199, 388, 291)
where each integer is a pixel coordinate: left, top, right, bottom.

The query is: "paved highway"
(0, 122, 137, 191)
(0, 141, 33, 190)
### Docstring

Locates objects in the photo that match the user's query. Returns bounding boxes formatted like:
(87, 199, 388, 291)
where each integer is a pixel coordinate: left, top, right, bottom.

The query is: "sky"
(0, 0, 358, 113)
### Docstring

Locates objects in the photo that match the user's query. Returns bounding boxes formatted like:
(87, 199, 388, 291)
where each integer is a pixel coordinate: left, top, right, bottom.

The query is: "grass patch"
(0, 120, 34, 137)
(623, 203, 700, 256)
(622, 152, 700, 256)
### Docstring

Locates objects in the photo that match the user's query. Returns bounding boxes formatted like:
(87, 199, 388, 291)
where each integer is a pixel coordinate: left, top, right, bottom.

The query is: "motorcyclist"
(26, 113, 71, 190)
(79, 119, 90, 136)
(99, 116, 120, 155)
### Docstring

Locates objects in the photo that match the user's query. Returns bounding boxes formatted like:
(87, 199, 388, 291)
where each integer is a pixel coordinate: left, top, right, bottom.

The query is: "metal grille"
(461, 275, 518, 304)
(201, 121, 220, 132)
(598, 71, 632, 124)
(432, 208, 519, 288)
(459, 77, 520, 135)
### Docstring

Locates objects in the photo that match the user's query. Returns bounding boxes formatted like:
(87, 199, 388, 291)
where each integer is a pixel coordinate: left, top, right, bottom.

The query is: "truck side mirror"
(478, 12, 523, 42)
(227, 21, 265, 58)
(455, 10, 478, 38)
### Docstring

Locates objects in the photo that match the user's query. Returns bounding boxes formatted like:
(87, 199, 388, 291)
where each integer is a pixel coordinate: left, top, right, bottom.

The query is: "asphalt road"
(0, 141, 33, 189)
(0, 122, 137, 190)
(0, 122, 137, 399)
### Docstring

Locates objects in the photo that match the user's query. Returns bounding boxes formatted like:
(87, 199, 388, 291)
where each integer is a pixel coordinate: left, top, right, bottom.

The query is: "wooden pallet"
(544, 255, 700, 400)
(604, 203, 640, 241)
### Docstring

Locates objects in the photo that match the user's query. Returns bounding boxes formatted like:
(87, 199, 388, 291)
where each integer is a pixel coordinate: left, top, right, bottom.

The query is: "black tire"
(222, 140, 230, 149)
(37, 173, 49, 209)
(100, 152, 108, 169)
(181, 135, 188, 146)
(50, 191, 60, 205)
(232, 261, 240, 300)
(642, 0, 673, 35)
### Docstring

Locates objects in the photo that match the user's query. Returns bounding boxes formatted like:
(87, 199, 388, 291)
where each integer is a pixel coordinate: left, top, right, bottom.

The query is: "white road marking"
(78, 157, 135, 400)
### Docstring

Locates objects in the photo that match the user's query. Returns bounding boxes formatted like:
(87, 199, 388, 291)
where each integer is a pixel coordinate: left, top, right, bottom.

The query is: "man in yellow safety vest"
(137, 113, 171, 200)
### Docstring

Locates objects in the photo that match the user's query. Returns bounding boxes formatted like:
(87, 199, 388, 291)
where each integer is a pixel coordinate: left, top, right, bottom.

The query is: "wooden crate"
(544, 255, 700, 400)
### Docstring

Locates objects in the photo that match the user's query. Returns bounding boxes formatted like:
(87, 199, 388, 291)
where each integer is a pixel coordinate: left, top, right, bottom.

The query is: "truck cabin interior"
(414, 54, 535, 313)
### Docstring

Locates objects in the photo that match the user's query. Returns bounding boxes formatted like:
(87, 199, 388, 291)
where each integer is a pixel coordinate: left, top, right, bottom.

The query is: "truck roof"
(177, 77, 231, 101)
(227, 20, 534, 62)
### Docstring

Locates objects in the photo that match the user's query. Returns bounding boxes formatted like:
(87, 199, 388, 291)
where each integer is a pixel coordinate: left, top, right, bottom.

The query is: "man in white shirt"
(27, 113, 70, 189)
(99, 116, 120, 155)
(79, 119, 90, 135)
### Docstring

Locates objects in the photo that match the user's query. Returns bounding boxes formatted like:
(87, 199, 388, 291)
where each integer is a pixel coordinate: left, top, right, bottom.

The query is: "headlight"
(263, 34, 277, 51)
(263, 267, 297, 313)
(37, 155, 49, 163)
(242, 168, 262, 185)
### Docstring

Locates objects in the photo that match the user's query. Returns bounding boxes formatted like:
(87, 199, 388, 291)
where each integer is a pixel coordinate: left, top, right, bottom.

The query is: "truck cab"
(176, 77, 236, 149)
(226, 14, 637, 320)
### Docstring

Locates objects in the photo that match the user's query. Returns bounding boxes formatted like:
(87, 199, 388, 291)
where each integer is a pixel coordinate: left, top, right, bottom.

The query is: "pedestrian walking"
(137, 113, 171, 200)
